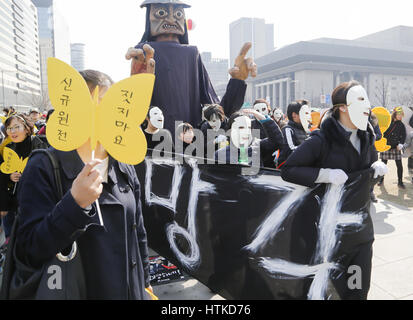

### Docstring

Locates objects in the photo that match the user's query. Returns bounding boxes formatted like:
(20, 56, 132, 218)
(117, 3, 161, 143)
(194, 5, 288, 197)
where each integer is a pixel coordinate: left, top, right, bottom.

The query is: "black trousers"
(331, 241, 374, 300)
(382, 160, 404, 182)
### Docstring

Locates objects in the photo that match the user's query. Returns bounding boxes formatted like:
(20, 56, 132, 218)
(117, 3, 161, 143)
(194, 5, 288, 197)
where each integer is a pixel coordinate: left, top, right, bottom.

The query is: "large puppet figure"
(126, 0, 257, 135)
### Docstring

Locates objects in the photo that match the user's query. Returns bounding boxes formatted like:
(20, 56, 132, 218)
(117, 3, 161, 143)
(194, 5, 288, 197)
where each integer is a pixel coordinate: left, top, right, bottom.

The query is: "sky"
(56, 0, 413, 81)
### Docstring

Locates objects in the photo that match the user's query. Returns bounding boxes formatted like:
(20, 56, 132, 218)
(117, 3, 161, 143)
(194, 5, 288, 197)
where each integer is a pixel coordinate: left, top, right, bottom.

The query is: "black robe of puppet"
(136, 41, 219, 135)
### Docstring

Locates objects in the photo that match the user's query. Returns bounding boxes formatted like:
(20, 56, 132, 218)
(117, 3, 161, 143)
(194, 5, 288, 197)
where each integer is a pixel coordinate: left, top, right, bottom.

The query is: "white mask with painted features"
(273, 109, 283, 122)
(149, 107, 164, 130)
(254, 103, 269, 116)
(346, 85, 371, 131)
(299, 105, 312, 133)
(231, 116, 253, 149)
(208, 114, 222, 132)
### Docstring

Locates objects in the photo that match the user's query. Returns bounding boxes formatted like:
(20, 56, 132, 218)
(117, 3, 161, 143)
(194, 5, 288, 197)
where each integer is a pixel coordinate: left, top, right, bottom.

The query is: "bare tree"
(25, 89, 52, 111)
(374, 77, 391, 108)
(396, 88, 413, 109)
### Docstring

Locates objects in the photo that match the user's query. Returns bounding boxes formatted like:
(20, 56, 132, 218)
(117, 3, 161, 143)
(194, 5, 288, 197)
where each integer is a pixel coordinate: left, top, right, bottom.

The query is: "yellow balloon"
(372, 107, 392, 152)
(46, 58, 155, 165)
(0, 147, 28, 174)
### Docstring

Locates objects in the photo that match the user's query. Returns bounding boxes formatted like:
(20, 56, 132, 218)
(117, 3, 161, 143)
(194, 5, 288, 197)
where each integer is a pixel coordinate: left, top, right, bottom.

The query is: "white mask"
(299, 105, 312, 133)
(273, 109, 283, 122)
(231, 116, 253, 149)
(208, 114, 222, 132)
(149, 107, 164, 130)
(346, 85, 371, 131)
(254, 103, 269, 116)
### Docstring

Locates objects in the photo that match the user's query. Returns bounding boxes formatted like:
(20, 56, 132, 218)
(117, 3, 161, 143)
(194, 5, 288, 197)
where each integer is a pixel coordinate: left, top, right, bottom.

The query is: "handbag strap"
(30, 149, 63, 200)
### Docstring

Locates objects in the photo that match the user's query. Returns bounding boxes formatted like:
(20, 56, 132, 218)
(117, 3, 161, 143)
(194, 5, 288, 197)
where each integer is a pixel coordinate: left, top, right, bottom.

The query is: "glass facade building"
(0, 0, 42, 109)
(32, 0, 71, 94)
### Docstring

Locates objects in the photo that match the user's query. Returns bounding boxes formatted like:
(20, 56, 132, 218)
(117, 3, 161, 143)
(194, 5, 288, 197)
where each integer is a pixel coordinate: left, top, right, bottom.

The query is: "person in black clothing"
(281, 81, 387, 300)
(200, 105, 229, 157)
(277, 100, 312, 168)
(408, 112, 413, 170)
(215, 109, 283, 167)
(143, 106, 174, 157)
(0, 114, 47, 240)
(378, 107, 407, 189)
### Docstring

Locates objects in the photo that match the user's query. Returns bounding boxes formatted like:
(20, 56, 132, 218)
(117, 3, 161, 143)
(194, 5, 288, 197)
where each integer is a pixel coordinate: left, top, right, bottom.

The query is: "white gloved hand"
(371, 161, 388, 179)
(316, 169, 349, 185)
(397, 144, 404, 152)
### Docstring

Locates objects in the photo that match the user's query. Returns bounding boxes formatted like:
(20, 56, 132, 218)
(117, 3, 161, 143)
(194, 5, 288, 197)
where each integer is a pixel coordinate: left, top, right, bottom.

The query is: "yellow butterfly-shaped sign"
(0, 147, 28, 174)
(372, 107, 392, 153)
(47, 58, 155, 165)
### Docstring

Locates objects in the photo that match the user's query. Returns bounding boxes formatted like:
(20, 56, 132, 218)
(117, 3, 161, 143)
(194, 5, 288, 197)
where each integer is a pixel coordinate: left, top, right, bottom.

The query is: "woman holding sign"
(15, 69, 152, 300)
(0, 114, 47, 242)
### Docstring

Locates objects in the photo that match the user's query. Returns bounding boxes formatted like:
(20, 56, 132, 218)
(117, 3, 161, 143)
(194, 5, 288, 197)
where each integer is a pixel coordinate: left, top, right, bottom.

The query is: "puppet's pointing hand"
(229, 42, 258, 81)
(126, 44, 156, 76)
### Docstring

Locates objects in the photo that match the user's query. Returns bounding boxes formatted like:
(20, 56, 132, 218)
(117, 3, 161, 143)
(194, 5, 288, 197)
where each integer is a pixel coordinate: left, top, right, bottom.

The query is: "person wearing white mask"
(281, 81, 388, 300)
(277, 100, 313, 168)
(215, 109, 283, 167)
(252, 99, 272, 139)
(144, 106, 174, 156)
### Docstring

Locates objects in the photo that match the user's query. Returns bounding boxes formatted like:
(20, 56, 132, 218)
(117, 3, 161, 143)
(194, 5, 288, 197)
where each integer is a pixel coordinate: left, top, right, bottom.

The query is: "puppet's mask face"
(208, 115, 222, 132)
(149, 4, 186, 38)
(346, 85, 371, 131)
(231, 116, 253, 149)
(299, 105, 312, 133)
(254, 103, 270, 116)
(149, 107, 165, 129)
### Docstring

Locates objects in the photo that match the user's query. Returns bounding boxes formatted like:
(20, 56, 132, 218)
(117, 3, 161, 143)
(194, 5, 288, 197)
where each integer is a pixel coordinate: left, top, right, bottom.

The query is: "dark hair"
(331, 81, 360, 119)
(227, 111, 245, 131)
(4, 113, 34, 137)
(287, 100, 309, 121)
(204, 104, 226, 122)
(80, 70, 114, 93)
(46, 109, 55, 123)
(176, 122, 193, 136)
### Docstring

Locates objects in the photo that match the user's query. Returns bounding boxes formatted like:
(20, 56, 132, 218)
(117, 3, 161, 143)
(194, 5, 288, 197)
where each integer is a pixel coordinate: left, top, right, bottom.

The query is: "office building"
(71, 43, 85, 71)
(248, 26, 413, 112)
(32, 0, 71, 94)
(229, 18, 274, 69)
(0, 0, 42, 109)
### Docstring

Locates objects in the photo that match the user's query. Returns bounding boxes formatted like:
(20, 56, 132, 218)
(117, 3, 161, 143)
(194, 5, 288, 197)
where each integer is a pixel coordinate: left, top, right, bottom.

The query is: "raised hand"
(229, 42, 258, 81)
(125, 44, 156, 76)
(71, 160, 104, 209)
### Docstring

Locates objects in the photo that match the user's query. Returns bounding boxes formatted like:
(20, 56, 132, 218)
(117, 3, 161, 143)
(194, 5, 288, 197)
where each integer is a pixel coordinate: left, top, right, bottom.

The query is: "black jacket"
(281, 114, 378, 188)
(383, 120, 406, 149)
(16, 150, 150, 300)
(0, 136, 47, 211)
(278, 121, 309, 167)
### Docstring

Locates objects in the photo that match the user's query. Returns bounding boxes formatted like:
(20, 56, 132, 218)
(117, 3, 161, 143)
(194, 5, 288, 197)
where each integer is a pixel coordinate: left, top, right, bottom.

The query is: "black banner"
(135, 157, 374, 300)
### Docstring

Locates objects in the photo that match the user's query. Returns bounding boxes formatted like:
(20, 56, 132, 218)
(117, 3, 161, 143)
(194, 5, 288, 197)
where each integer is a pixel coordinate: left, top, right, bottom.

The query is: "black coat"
(278, 121, 309, 167)
(281, 114, 378, 188)
(0, 136, 47, 211)
(383, 120, 406, 149)
(15, 150, 150, 300)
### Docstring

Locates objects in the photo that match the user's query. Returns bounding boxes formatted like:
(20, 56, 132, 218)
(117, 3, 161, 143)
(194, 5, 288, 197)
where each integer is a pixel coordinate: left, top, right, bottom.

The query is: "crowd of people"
(0, 0, 413, 300)
(1, 73, 413, 300)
